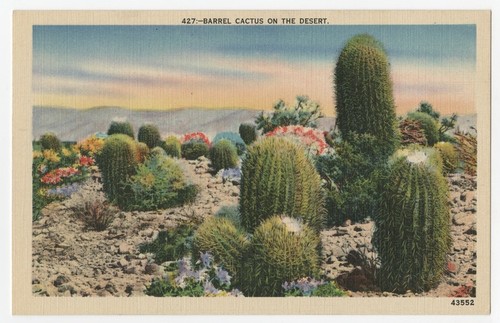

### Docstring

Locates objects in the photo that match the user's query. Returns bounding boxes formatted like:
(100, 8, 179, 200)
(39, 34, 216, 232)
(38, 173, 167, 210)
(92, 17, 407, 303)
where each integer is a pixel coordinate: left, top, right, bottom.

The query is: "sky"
(32, 25, 476, 116)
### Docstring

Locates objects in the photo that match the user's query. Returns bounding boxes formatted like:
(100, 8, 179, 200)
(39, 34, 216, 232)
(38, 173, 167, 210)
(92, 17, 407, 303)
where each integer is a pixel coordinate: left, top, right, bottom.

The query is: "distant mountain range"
(32, 106, 476, 142)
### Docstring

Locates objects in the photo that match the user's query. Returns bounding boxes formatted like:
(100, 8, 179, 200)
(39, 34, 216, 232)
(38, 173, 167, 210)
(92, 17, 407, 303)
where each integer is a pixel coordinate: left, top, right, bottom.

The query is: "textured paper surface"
(13, 10, 491, 315)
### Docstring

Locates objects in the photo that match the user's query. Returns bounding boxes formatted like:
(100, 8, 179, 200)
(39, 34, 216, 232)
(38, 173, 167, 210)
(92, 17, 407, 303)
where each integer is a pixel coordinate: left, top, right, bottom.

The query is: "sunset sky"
(33, 25, 476, 116)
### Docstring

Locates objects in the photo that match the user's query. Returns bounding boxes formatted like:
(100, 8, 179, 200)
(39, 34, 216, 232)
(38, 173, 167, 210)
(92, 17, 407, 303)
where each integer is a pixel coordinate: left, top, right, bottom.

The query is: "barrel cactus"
(240, 216, 321, 296)
(96, 134, 138, 205)
(407, 112, 440, 146)
(239, 123, 257, 145)
(373, 147, 451, 293)
(334, 34, 398, 158)
(138, 124, 161, 149)
(240, 136, 325, 232)
(192, 217, 249, 277)
(150, 146, 167, 157)
(181, 140, 209, 160)
(209, 139, 239, 172)
(107, 121, 135, 139)
(39, 132, 61, 151)
(162, 135, 181, 158)
(434, 141, 459, 174)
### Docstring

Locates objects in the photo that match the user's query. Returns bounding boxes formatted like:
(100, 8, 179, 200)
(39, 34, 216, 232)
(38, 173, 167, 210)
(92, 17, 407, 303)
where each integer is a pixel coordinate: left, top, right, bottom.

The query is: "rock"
(341, 219, 352, 227)
(144, 263, 159, 274)
(447, 262, 458, 274)
(124, 266, 136, 274)
(118, 258, 128, 267)
(53, 275, 69, 287)
(452, 213, 475, 226)
(118, 243, 130, 254)
(464, 225, 477, 235)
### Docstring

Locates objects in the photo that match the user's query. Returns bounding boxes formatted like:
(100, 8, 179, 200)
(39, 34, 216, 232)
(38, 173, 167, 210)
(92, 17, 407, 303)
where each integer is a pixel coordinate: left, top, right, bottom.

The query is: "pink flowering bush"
(265, 125, 329, 155)
(181, 132, 211, 146)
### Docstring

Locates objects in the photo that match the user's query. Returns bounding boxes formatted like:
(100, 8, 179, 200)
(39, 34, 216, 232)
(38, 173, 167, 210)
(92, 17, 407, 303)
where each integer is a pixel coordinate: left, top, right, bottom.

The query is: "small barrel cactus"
(138, 124, 161, 149)
(96, 134, 138, 205)
(162, 135, 181, 158)
(209, 139, 239, 172)
(434, 141, 459, 174)
(373, 147, 451, 293)
(39, 132, 61, 151)
(213, 132, 246, 156)
(191, 217, 249, 277)
(181, 140, 209, 160)
(407, 112, 440, 146)
(150, 146, 167, 157)
(107, 121, 135, 139)
(239, 123, 257, 145)
(240, 136, 325, 232)
(240, 216, 321, 296)
(135, 142, 150, 163)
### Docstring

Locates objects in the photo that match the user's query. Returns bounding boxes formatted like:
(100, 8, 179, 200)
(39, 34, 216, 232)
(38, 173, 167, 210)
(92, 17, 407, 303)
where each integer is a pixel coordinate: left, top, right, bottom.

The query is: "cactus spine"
(138, 124, 161, 149)
(97, 134, 138, 205)
(209, 139, 239, 172)
(240, 216, 321, 296)
(192, 217, 249, 276)
(334, 34, 398, 157)
(240, 136, 325, 232)
(107, 121, 135, 139)
(373, 147, 451, 293)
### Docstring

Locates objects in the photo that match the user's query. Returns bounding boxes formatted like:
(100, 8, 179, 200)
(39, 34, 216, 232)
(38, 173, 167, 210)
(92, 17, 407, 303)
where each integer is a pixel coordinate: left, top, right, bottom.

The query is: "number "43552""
(451, 299, 474, 306)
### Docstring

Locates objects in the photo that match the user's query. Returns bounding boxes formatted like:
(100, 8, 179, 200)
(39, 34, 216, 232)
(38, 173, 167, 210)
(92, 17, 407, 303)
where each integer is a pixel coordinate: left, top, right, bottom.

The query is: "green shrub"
(139, 225, 194, 264)
(192, 217, 249, 276)
(209, 139, 239, 172)
(107, 121, 135, 139)
(96, 134, 138, 206)
(407, 112, 440, 146)
(334, 34, 398, 159)
(181, 140, 209, 160)
(124, 154, 190, 211)
(373, 147, 451, 293)
(240, 136, 325, 233)
(434, 141, 459, 174)
(213, 132, 246, 155)
(176, 184, 199, 205)
(239, 123, 257, 145)
(240, 216, 321, 296)
(162, 135, 181, 158)
(39, 132, 61, 151)
(138, 124, 161, 149)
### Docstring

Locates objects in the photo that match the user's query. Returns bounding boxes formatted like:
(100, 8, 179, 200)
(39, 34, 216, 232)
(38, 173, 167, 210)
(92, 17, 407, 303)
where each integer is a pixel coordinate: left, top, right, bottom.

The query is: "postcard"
(12, 10, 490, 314)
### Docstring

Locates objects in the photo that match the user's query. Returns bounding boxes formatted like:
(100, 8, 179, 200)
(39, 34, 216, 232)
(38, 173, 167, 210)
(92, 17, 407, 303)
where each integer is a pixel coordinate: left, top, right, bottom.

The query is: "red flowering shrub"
(265, 126, 329, 155)
(79, 156, 95, 167)
(181, 132, 211, 146)
(41, 167, 80, 185)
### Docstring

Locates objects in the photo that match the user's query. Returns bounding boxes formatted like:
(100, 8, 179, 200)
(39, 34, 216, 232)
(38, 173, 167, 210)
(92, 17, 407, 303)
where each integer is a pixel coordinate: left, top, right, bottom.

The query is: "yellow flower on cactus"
(32, 150, 43, 159)
(61, 147, 72, 157)
(76, 135, 105, 156)
(42, 149, 61, 163)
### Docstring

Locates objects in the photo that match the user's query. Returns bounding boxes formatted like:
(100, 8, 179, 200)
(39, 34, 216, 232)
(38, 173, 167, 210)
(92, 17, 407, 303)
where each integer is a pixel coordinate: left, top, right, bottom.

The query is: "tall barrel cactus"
(209, 139, 239, 172)
(373, 147, 451, 293)
(162, 135, 181, 158)
(334, 34, 398, 158)
(192, 217, 249, 276)
(240, 136, 325, 232)
(240, 216, 321, 296)
(138, 124, 161, 149)
(96, 134, 138, 205)
(107, 121, 135, 139)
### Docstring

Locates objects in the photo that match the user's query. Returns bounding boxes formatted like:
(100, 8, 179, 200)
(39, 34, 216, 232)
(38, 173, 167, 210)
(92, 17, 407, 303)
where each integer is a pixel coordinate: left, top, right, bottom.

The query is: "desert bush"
(181, 132, 210, 146)
(215, 205, 241, 228)
(96, 134, 138, 206)
(39, 132, 61, 151)
(240, 216, 321, 296)
(150, 146, 167, 157)
(373, 147, 451, 293)
(239, 123, 257, 145)
(139, 225, 194, 264)
(213, 132, 246, 155)
(75, 135, 105, 157)
(65, 179, 118, 231)
(107, 120, 135, 139)
(138, 124, 161, 149)
(209, 139, 239, 172)
(162, 135, 181, 158)
(455, 131, 477, 176)
(124, 154, 191, 211)
(255, 96, 323, 134)
(181, 140, 209, 160)
(399, 119, 427, 146)
(282, 278, 345, 297)
(334, 34, 398, 159)
(192, 217, 249, 277)
(240, 136, 325, 233)
(265, 125, 329, 156)
(407, 112, 440, 146)
(434, 141, 459, 174)
(416, 101, 458, 142)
